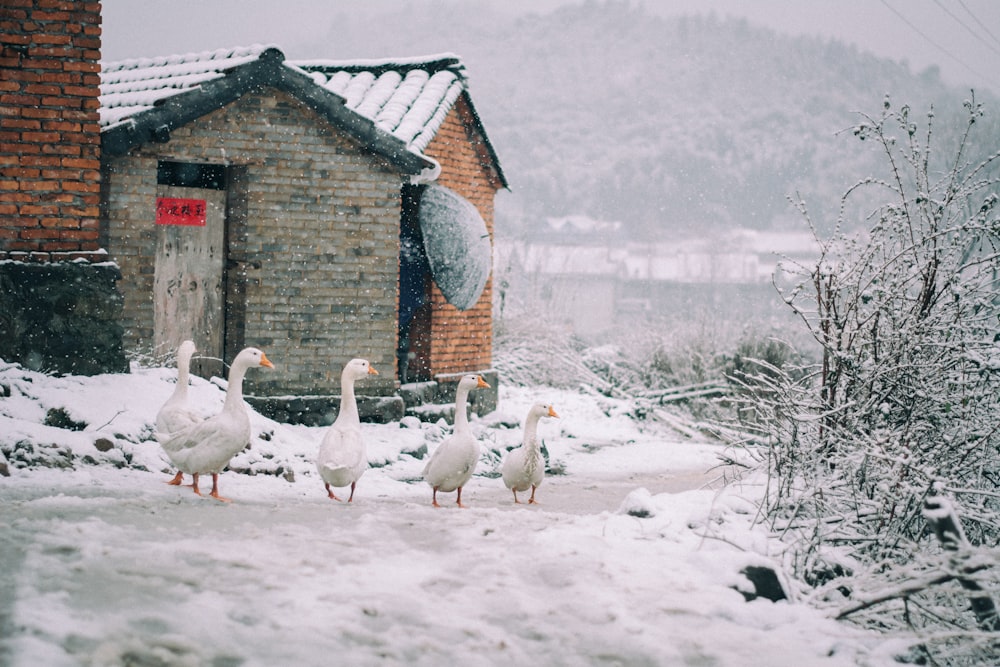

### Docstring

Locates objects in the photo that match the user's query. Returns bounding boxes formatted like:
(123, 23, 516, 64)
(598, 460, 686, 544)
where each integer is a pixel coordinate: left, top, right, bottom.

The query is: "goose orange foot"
(209, 474, 232, 503)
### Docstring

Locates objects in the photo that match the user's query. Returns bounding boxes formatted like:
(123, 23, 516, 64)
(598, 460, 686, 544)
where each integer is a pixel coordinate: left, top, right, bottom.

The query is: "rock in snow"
(618, 486, 656, 518)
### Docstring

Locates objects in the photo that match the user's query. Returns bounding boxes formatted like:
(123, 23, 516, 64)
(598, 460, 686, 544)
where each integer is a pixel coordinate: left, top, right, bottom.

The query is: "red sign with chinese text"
(156, 197, 207, 226)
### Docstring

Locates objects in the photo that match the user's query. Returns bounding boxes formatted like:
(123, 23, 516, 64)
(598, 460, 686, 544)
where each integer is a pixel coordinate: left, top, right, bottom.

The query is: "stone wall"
(0, 260, 128, 375)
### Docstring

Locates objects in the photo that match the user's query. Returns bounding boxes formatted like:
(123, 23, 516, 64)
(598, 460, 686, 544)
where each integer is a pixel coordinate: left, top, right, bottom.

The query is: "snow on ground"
(0, 359, 897, 666)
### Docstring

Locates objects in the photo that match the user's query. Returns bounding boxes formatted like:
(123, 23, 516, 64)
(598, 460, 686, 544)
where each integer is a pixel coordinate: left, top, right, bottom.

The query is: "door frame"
(153, 160, 248, 379)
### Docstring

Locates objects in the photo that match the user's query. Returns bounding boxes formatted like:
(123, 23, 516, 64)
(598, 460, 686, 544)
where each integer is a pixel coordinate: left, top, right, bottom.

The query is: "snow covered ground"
(0, 359, 897, 666)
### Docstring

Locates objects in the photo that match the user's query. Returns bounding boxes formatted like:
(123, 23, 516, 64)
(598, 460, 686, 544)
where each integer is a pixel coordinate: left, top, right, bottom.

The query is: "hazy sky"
(101, 0, 1000, 94)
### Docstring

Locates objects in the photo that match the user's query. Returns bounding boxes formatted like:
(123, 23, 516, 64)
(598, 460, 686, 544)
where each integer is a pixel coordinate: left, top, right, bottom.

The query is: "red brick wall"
(422, 95, 504, 377)
(0, 0, 102, 262)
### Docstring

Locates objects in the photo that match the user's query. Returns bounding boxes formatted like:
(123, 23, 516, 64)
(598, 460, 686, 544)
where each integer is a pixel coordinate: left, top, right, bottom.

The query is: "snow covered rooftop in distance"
(546, 215, 623, 234)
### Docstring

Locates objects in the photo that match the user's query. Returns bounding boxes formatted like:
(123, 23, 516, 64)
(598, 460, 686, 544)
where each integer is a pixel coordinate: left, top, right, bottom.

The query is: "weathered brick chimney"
(0, 0, 102, 262)
(0, 1, 127, 376)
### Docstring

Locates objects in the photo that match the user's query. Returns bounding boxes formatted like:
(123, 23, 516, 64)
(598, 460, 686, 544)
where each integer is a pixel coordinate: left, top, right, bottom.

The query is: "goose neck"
(176, 356, 190, 397)
(336, 373, 359, 424)
(523, 413, 542, 450)
(453, 384, 472, 430)
(223, 361, 249, 412)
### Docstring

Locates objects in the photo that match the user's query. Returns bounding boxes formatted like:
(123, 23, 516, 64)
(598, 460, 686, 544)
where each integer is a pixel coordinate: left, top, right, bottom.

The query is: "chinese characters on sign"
(156, 197, 207, 226)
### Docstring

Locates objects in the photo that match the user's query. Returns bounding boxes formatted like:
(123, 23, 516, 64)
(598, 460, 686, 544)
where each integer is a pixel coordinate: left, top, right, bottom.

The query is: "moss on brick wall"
(0, 261, 128, 375)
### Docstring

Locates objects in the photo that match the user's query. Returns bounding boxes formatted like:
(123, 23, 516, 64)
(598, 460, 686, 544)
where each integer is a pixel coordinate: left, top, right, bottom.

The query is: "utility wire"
(932, 0, 1000, 57)
(956, 0, 1000, 50)
(879, 0, 998, 88)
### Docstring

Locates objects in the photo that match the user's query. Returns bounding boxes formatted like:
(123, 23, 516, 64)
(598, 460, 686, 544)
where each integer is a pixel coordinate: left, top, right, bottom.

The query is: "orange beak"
(477, 376, 491, 389)
(548, 406, 559, 418)
(368, 366, 379, 375)
(259, 352, 275, 368)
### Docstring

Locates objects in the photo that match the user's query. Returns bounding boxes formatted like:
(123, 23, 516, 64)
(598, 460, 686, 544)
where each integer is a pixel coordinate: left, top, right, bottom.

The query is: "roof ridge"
(290, 53, 465, 79)
(100, 44, 281, 73)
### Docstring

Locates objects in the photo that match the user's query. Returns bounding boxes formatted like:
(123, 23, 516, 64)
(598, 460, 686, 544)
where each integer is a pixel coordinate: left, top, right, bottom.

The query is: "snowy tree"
(733, 93, 1000, 663)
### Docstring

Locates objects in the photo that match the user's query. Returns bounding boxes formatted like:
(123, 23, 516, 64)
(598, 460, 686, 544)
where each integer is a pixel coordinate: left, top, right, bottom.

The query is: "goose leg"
(190, 472, 204, 496)
(528, 486, 539, 505)
(347, 481, 357, 503)
(166, 471, 184, 486)
(208, 473, 232, 503)
(512, 489, 521, 504)
(456, 486, 468, 508)
(432, 487, 441, 508)
(325, 483, 342, 501)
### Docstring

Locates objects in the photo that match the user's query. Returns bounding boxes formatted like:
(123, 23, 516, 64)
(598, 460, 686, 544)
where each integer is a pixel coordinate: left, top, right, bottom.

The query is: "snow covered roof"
(99, 45, 506, 185)
(99, 44, 274, 129)
(290, 54, 506, 188)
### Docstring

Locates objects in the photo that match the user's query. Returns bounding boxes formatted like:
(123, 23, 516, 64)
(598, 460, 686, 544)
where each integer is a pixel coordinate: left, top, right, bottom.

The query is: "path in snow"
(0, 462, 877, 667)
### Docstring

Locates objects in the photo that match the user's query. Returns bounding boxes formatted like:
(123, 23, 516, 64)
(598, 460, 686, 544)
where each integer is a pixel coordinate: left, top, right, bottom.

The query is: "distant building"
(501, 216, 819, 336)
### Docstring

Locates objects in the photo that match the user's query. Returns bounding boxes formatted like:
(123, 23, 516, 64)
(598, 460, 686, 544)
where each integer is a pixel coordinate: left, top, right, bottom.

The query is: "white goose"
(155, 340, 201, 486)
(422, 374, 491, 508)
(156, 347, 274, 502)
(502, 403, 559, 504)
(317, 358, 378, 502)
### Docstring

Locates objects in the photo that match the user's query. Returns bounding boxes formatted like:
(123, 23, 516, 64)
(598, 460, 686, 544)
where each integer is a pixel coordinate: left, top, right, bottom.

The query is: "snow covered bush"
(733, 93, 1000, 663)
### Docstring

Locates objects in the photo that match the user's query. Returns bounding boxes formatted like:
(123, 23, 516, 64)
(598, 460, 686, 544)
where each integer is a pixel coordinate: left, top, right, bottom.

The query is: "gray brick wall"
(103, 89, 403, 396)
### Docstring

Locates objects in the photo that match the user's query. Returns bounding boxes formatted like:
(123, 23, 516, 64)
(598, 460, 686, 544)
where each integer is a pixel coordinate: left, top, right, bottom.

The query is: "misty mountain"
(304, 1, 999, 239)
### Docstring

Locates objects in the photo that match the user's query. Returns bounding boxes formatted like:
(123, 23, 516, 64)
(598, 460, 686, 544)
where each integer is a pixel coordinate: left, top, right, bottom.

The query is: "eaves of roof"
(101, 48, 433, 175)
(457, 90, 509, 190)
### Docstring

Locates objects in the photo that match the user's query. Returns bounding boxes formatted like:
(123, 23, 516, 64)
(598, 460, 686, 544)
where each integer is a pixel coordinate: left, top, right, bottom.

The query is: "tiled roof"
(99, 44, 277, 129)
(98, 45, 506, 186)
(288, 55, 466, 155)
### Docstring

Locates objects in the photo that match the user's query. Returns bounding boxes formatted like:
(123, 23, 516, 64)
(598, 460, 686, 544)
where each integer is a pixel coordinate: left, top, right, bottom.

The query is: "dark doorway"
(398, 184, 432, 383)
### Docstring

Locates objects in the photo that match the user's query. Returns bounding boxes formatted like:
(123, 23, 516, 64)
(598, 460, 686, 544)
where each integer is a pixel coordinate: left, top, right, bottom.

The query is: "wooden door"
(153, 185, 227, 379)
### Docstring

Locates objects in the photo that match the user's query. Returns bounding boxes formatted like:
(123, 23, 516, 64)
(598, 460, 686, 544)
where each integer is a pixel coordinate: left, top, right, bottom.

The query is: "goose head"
(343, 358, 379, 382)
(234, 347, 274, 370)
(529, 403, 559, 420)
(459, 374, 491, 392)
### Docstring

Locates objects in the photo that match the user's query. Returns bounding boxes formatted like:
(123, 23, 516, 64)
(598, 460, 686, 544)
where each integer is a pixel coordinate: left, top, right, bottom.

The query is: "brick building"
(98, 45, 507, 409)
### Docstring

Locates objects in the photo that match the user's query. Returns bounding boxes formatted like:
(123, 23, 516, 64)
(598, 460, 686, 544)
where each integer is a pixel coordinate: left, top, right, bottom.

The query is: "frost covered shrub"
(723, 335, 806, 392)
(734, 94, 1000, 663)
(492, 307, 593, 389)
(494, 306, 764, 423)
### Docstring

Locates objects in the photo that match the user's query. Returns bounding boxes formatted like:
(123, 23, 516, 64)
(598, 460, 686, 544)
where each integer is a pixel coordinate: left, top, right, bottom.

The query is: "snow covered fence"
(923, 488, 1000, 633)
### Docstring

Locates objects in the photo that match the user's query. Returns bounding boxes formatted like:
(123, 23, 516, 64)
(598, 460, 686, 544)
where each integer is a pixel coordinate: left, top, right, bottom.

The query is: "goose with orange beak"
(317, 358, 379, 502)
(156, 347, 274, 502)
(422, 374, 491, 508)
(501, 402, 559, 504)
